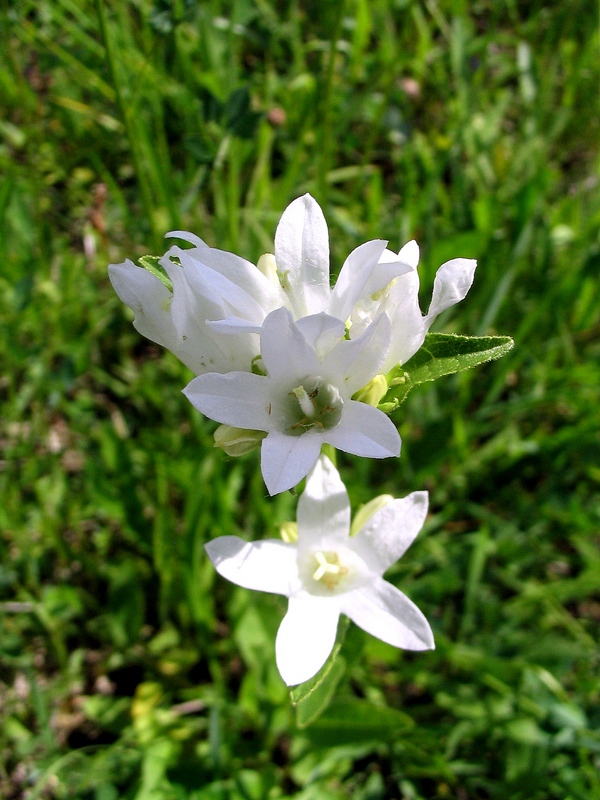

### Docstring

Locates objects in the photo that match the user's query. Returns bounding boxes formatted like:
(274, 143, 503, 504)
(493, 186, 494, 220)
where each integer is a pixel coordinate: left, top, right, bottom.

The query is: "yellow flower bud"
(352, 374, 388, 407)
(256, 253, 279, 286)
(350, 494, 394, 536)
(280, 521, 298, 543)
(213, 425, 266, 457)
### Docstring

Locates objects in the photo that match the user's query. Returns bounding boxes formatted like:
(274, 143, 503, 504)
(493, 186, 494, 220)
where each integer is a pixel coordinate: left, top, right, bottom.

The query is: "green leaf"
(302, 698, 414, 747)
(138, 255, 173, 292)
(291, 617, 349, 728)
(384, 332, 514, 407)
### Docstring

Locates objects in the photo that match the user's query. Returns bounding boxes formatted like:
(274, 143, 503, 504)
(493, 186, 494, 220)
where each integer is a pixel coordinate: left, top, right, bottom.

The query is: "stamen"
(313, 551, 341, 581)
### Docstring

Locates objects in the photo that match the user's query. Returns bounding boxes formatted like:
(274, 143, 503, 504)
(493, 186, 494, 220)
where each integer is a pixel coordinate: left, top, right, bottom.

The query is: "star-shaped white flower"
(206, 455, 434, 686)
(183, 307, 401, 495)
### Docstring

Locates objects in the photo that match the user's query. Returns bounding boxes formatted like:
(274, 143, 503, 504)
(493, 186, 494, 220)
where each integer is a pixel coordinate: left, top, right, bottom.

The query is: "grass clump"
(1, 1, 599, 798)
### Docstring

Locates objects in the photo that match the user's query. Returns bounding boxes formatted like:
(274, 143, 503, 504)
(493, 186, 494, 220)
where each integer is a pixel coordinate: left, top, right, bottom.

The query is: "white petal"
(351, 492, 428, 574)
(260, 308, 320, 384)
(261, 430, 322, 495)
(295, 313, 346, 360)
(183, 372, 273, 430)
(274, 194, 331, 317)
(361, 258, 414, 299)
(207, 316, 262, 335)
(322, 314, 391, 397)
(425, 258, 477, 325)
(276, 595, 341, 685)
(162, 257, 211, 341)
(165, 230, 208, 248)
(341, 578, 434, 650)
(205, 536, 298, 595)
(177, 250, 266, 323)
(169, 239, 288, 315)
(324, 400, 401, 458)
(397, 239, 420, 268)
(381, 271, 425, 369)
(108, 260, 176, 348)
(296, 455, 350, 551)
(329, 239, 388, 322)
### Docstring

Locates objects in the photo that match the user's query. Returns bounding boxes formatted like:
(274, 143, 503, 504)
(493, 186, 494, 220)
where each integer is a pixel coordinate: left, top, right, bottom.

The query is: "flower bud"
(352, 374, 388, 407)
(350, 494, 394, 536)
(213, 425, 266, 457)
(256, 253, 279, 286)
(280, 521, 298, 543)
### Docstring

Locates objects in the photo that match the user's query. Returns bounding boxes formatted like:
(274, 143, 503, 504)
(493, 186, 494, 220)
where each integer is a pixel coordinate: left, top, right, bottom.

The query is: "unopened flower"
(205, 455, 434, 686)
(213, 425, 266, 457)
(183, 307, 401, 495)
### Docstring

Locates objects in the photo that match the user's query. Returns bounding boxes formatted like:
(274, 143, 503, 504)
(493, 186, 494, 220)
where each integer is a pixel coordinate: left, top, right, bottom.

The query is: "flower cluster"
(109, 194, 477, 686)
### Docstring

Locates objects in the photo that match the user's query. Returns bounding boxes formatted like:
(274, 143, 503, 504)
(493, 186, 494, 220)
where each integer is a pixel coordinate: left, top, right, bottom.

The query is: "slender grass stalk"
(94, 0, 159, 246)
(316, 0, 347, 204)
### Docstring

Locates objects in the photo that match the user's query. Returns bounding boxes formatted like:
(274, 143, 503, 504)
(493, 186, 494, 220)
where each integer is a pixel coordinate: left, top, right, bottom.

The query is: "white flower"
(205, 455, 434, 686)
(109, 194, 475, 377)
(206, 194, 476, 371)
(183, 307, 401, 495)
(107, 235, 286, 374)
(349, 239, 477, 370)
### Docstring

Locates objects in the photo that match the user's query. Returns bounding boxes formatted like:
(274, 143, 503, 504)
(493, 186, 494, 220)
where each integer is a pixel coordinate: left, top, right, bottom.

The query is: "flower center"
(311, 551, 348, 591)
(284, 377, 343, 437)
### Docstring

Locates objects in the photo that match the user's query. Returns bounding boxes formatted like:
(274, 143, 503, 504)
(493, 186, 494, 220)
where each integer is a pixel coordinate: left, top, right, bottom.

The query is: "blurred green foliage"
(1, 0, 599, 798)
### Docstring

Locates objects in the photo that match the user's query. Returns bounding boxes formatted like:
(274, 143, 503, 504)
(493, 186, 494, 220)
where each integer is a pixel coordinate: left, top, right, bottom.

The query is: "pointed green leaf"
(302, 697, 414, 747)
(291, 616, 349, 728)
(383, 332, 514, 407)
(138, 255, 173, 292)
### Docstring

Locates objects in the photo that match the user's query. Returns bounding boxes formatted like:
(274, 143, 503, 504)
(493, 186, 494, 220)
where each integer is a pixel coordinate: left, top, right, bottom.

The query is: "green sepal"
(290, 616, 349, 728)
(381, 332, 514, 410)
(138, 255, 173, 292)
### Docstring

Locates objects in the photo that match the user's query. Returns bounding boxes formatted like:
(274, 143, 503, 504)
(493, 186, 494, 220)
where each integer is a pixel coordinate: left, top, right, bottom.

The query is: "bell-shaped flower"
(109, 193, 475, 376)
(205, 455, 434, 686)
(349, 240, 477, 370)
(202, 194, 476, 370)
(183, 307, 401, 495)
(108, 232, 288, 375)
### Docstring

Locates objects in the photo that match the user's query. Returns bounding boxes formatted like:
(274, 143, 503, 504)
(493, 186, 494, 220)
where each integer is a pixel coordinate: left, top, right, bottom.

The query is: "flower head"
(206, 455, 434, 685)
(183, 307, 401, 494)
(208, 194, 476, 370)
(109, 195, 475, 378)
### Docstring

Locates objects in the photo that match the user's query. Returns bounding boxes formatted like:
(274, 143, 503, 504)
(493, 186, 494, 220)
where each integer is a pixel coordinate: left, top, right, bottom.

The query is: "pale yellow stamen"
(313, 551, 341, 581)
(311, 551, 348, 590)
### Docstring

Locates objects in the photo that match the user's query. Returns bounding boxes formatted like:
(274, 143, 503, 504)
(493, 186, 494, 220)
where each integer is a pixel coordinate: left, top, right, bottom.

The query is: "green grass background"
(1, 1, 599, 798)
